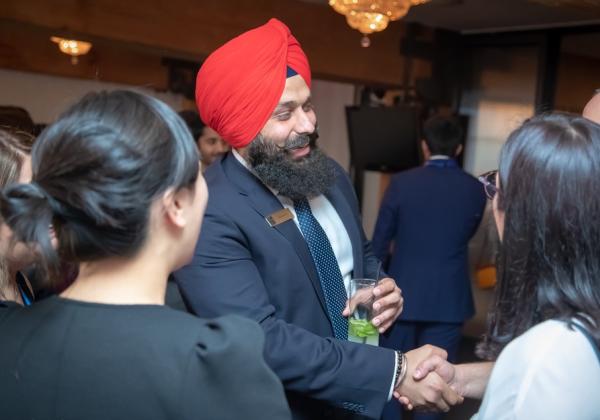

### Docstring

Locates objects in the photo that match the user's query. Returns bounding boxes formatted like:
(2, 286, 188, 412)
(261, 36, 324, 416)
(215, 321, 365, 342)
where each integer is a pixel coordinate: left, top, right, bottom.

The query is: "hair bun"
(3, 181, 60, 217)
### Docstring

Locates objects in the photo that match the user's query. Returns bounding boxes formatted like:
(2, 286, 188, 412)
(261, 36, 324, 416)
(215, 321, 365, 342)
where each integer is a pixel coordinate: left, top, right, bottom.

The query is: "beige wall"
(0, 68, 185, 123)
(0, 69, 355, 173)
(460, 46, 538, 176)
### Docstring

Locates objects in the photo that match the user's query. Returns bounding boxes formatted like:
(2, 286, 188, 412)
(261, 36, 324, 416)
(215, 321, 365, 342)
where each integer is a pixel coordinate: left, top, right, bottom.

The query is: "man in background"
(372, 115, 485, 420)
(179, 109, 229, 170)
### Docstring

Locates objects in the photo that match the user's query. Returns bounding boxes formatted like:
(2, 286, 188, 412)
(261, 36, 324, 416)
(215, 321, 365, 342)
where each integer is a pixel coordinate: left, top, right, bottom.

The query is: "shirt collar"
(232, 148, 252, 170)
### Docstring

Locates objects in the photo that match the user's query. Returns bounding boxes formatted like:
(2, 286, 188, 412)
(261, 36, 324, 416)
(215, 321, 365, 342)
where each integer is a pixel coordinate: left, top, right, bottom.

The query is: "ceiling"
(301, 0, 600, 33)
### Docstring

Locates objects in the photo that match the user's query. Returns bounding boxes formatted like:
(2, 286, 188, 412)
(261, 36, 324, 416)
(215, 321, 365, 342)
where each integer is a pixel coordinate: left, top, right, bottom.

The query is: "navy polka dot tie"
(294, 198, 348, 340)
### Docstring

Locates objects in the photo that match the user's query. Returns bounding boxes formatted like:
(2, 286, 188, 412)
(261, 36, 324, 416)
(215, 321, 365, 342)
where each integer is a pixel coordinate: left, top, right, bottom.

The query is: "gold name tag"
(266, 208, 294, 227)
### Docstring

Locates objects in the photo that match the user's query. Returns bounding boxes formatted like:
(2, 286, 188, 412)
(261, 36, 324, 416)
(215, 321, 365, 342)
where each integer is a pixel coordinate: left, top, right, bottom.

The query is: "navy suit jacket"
(371, 159, 486, 323)
(174, 153, 395, 420)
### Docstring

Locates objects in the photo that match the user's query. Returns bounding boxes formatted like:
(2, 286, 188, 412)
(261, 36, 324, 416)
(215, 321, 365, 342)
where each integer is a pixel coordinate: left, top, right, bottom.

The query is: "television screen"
(345, 105, 420, 173)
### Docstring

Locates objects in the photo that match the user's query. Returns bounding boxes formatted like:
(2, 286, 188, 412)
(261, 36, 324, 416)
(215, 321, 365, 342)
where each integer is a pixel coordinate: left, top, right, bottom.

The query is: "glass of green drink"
(347, 278, 379, 346)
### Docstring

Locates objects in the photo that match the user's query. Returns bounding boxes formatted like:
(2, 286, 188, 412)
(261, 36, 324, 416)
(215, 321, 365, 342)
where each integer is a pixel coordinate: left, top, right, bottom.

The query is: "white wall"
(361, 170, 386, 238)
(0, 69, 187, 123)
(310, 79, 355, 170)
(461, 47, 538, 176)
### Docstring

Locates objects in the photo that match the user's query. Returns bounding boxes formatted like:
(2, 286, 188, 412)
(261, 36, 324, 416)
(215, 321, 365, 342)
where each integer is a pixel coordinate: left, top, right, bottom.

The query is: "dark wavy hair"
(0, 90, 199, 278)
(477, 112, 600, 360)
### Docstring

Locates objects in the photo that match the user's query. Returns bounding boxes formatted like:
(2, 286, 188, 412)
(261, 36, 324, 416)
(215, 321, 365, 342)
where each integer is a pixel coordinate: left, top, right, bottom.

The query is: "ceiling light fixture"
(50, 36, 92, 64)
(329, 0, 431, 47)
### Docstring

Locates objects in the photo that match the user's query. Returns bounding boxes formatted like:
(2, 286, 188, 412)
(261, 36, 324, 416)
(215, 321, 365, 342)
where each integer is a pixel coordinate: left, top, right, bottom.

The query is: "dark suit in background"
(372, 158, 485, 420)
(175, 153, 396, 420)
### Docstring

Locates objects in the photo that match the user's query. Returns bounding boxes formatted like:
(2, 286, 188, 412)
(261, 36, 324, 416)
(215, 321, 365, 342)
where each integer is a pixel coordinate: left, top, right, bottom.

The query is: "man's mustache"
(277, 131, 319, 151)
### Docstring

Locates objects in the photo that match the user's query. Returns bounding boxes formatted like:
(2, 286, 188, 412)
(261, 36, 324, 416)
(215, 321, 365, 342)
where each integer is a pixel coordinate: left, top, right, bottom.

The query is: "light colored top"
(473, 319, 600, 420)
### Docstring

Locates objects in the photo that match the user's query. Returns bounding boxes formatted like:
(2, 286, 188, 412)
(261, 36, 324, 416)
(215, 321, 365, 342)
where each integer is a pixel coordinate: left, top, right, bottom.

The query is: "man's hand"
(342, 277, 403, 333)
(412, 353, 466, 396)
(393, 345, 464, 412)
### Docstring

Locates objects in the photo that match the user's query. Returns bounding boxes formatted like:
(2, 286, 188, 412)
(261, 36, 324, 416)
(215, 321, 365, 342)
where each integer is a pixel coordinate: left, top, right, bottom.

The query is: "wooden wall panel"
(0, 0, 432, 86)
(0, 22, 169, 89)
(554, 52, 600, 113)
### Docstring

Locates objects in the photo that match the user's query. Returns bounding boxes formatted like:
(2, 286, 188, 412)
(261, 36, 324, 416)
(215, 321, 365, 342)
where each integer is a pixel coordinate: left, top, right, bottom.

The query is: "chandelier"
(50, 36, 93, 65)
(329, 0, 431, 47)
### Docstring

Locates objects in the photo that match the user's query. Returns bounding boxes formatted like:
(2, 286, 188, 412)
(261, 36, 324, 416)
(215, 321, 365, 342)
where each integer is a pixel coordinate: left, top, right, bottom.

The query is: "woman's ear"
(161, 187, 192, 229)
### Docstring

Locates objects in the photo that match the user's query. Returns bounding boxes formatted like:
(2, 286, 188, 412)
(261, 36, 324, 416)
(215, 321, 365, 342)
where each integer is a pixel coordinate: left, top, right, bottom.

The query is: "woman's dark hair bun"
(0, 90, 199, 275)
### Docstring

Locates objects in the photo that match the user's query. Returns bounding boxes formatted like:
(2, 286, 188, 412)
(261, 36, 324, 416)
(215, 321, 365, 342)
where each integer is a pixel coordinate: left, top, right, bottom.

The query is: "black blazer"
(175, 153, 395, 420)
(0, 296, 290, 420)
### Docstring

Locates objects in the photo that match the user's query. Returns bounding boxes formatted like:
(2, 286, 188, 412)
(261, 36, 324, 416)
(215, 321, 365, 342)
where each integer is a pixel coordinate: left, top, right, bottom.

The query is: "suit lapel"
(222, 154, 328, 313)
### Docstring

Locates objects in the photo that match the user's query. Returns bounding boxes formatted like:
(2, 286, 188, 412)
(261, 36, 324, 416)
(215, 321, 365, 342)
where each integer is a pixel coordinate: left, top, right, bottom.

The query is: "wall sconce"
(50, 36, 92, 64)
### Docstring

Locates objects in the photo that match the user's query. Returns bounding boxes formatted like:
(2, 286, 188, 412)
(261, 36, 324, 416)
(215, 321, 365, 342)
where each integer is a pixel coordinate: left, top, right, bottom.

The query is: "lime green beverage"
(348, 317, 379, 345)
(347, 278, 380, 346)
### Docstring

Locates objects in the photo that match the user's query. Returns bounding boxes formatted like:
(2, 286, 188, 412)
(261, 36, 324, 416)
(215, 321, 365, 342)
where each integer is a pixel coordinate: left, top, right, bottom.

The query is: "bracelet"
(399, 352, 408, 385)
(394, 351, 408, 388)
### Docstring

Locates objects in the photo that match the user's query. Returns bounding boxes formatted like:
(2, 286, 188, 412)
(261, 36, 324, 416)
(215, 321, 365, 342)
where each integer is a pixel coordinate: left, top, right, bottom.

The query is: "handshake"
(393, 345, 466, 413)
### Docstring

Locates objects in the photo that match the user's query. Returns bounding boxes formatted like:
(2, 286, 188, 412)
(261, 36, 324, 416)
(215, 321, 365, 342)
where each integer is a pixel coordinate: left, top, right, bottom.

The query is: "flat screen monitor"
(345, 105, 420, 173)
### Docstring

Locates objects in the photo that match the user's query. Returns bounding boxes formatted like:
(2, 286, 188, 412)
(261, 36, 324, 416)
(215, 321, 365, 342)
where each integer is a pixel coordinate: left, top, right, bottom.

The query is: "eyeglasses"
(478, 170, 498, 200)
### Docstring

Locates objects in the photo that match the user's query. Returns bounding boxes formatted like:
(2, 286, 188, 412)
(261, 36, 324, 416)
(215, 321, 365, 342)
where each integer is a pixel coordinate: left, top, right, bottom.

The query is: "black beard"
(247, 131, 336, 201)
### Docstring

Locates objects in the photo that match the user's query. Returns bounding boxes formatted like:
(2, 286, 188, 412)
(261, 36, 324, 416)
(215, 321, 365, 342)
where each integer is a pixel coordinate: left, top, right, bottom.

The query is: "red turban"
(195, 18, 311, 149)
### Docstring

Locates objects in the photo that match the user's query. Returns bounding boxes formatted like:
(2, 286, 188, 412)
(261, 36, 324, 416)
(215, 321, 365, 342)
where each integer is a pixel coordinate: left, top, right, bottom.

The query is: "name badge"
(266, 208, 294, 227)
